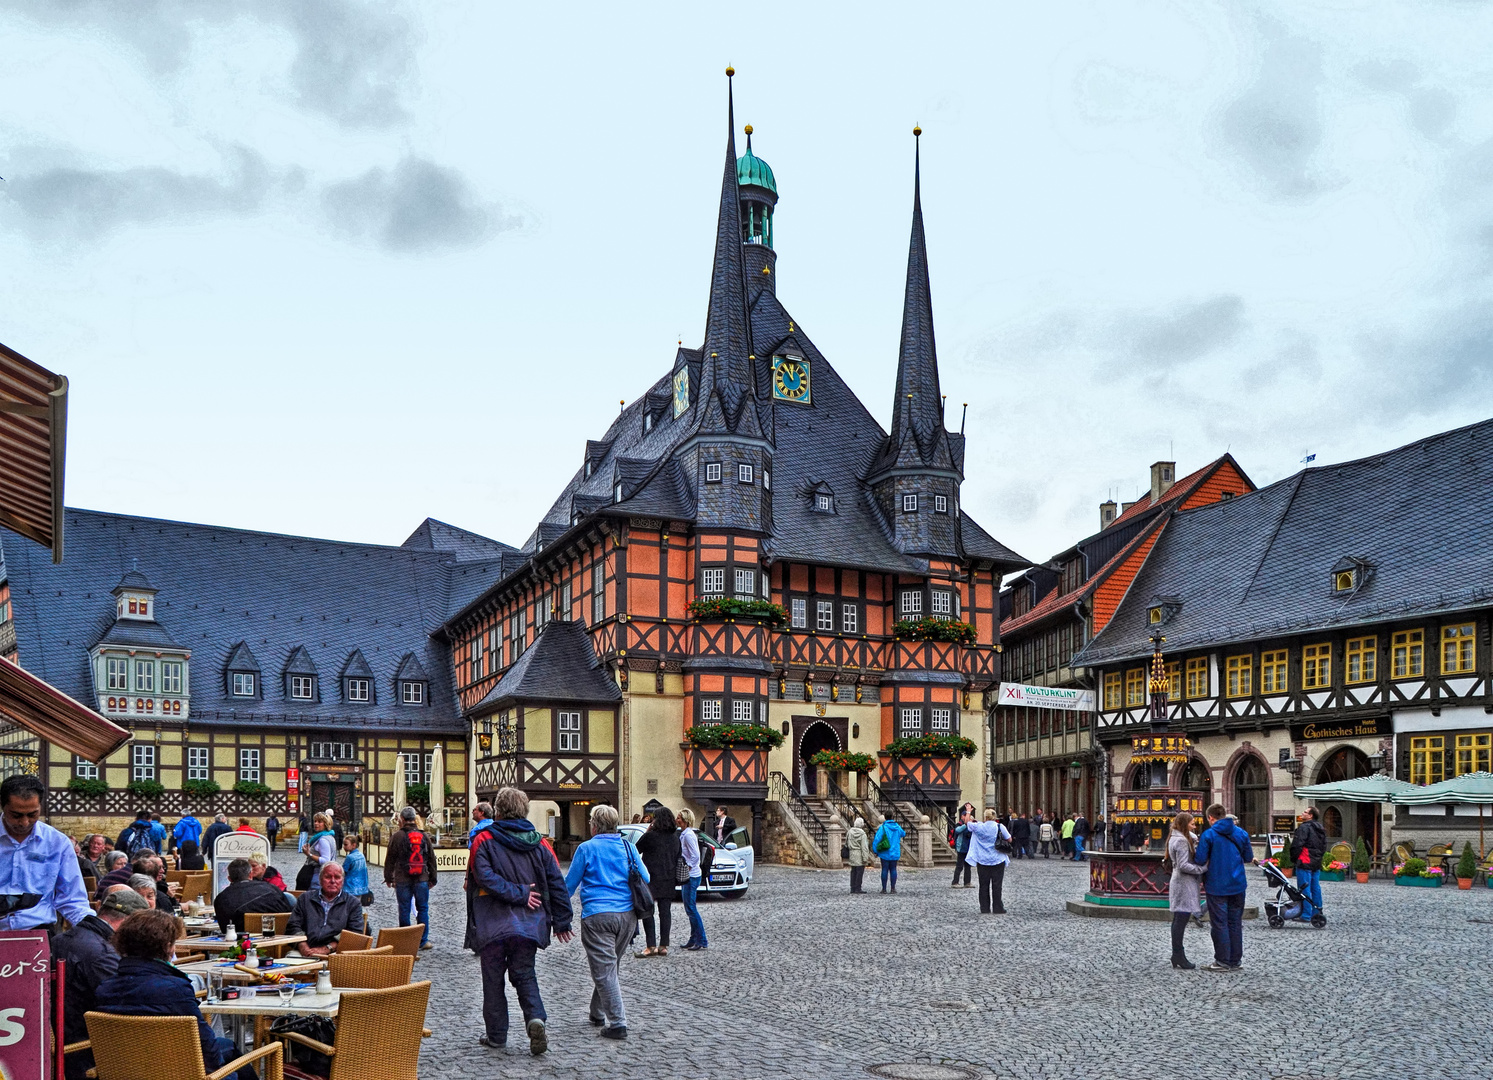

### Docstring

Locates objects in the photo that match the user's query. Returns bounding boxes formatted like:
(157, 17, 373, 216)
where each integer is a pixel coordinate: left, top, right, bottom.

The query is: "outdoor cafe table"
(178, 956, 326, 985)
(202, 988, 345, 1050)
(176, 933, 307, 954)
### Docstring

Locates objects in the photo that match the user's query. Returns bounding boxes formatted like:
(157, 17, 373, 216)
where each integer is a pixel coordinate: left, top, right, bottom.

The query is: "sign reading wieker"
(997, 683, 1096, 712)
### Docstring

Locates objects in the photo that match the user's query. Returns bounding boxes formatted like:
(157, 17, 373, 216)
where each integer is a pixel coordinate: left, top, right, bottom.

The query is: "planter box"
(878, 753, 961, 802)
(681, 745, 768, 804)
(1393, 875, 1443, 888)
(1320, 870, 1345, 882)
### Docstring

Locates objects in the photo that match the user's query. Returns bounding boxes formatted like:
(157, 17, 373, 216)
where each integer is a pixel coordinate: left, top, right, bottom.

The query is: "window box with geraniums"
(807, 749, 876, 774)
(1320, 855, 1348, 882)
(687, 598, 787, 626)
(67, 777, 108, 798)
(684, 724, 784, 750)
(1393, 857, 1444, 887)
(126, 779, 165, 800)
(891, 618, 977, 645)
(881, 733, 977, 759)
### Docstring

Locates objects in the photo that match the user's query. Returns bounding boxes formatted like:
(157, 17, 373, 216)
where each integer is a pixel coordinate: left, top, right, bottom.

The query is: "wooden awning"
(0, 342, 66, 563)
(0, 657, 129, 763)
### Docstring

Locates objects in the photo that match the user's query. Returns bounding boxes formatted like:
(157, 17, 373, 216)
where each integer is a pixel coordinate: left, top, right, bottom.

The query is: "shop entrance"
(309, 781, 356, 828)
(1314, 746, 1376, 846)
(792, 717, 847, 795)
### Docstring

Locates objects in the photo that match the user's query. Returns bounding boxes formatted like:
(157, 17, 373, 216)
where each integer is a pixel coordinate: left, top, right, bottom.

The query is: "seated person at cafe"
(132, 853, 178, 913)
(55, 888, 149, 1080)
(215, 857, 292, 935)
(175, 838, 205, 871)
(249, 850, 287, 892)
(126, 874, 159, 909)
(94, 851, 132, 900)
(287, 862, 362, 956)
(93, 908, 258, 1080)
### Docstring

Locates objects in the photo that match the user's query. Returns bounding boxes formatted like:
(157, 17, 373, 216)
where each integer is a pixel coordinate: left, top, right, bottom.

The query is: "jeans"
(214, 1036, 258, 1080)
(1206, 892, 1246, 967)
(1040, 839, 1052, 858)
(642, 894, 673, 948)
(1296, 867, 1322, 919)
(682, 876, 707, 946)
(1073, 835, 1086, 861)
(395, 881, 431, 945)
(580, 911, 635, 1029)
(849, 865, 865, 893)
(977, 861, 1007, 913)
(951, 851, 971, 885)
(479, 936, 544, 1043)
(880, 858, 900, 891)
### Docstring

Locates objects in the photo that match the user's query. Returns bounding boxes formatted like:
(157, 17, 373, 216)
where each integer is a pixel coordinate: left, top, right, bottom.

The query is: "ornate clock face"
(672, 370, 689, 417)
(772, 355, 811, 403)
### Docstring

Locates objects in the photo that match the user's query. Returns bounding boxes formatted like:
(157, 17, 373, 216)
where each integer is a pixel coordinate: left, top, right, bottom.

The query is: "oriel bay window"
(106, 657, 127, 691)
(699, 699, 722, 724)
(1442, 623, 1476, 674)
(899, 707, 922, 736)
(1392, 629, 1424, 678)
(734, 567, 756, 600)
(1410, 735, 1444, 785)
(1346, 636, 1376, 684)
(134, 660, 154, 692)
(790, 598, 806, 628)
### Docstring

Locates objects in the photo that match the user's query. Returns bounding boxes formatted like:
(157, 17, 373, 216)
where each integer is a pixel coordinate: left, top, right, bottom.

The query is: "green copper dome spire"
(737, 125, 777, 194)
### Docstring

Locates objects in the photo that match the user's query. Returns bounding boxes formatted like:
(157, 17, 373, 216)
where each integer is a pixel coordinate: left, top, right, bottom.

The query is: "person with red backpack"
(384, 806, 438, 949)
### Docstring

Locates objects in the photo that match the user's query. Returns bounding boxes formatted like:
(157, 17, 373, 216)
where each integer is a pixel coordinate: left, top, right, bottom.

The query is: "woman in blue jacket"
(873, 817, 906, 893)
(93, 909, 256, 1079)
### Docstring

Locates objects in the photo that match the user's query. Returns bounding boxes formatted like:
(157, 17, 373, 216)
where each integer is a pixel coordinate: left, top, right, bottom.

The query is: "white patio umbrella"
(429, 745, 445, 831)
(1390, 771, 1493, 856)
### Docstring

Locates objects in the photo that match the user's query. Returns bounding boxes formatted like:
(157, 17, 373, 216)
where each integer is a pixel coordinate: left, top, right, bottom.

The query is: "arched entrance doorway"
(795, 720, 842, 794)
(1232, 756, 1269, 837)
(1312, 745, 1376, 844)
(1181, 759, 1212, 808)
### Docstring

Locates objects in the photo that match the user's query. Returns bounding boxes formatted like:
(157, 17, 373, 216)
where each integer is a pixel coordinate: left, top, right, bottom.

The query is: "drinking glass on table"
(261, 914, 276, 937)
(277, 982, 295, 1007)
(207, 970, 223, 1003)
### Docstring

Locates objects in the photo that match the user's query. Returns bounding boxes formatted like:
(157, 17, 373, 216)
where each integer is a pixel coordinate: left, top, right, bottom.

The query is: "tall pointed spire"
(887, 124, 951, 468)
(697, 66, 760, 438)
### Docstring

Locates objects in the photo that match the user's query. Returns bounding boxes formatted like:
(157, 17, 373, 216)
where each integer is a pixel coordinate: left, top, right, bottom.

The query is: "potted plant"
(1393, 857, 1443, 887)
(1320, 853, 1348, 882)
(1352, 837, 1371, 883)
(1456, 842, 1477, 890)
(233, 780, 271, 799)
(686, 597, 787, 626)
(891, 618, 978, 645)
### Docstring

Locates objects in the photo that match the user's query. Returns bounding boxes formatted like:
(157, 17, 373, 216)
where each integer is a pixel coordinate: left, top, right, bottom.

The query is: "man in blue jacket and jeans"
(1195, 803, 1256, 972)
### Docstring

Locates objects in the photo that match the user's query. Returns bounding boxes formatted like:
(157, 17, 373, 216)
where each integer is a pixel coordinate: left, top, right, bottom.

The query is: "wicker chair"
(340, 945, 394, 956)
(336, 930, 373, 953)
(326, 951, 415, 988)
(375, 925, 423, 959)
(248, 911, 293, 958)
(80, 1012, 283, 1080)
(279, 980, 431, 1080)
(180, 872, 213, 903)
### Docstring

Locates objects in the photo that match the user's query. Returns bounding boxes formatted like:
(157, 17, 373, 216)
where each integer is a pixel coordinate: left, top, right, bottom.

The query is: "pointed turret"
(869, 127, 962, 558)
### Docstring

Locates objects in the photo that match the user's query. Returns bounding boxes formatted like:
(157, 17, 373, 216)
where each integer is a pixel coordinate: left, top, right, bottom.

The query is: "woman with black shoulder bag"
(635, 807, 681, 957)
(964, 808, 1013, 914)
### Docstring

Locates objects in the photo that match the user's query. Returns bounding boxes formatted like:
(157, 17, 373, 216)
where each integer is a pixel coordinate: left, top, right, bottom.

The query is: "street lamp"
(1367, 751, 1387, 775)
(1068, 760, 1083, 781)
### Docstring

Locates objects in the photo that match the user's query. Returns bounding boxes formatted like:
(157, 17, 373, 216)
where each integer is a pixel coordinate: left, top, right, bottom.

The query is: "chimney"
(1150, 461, 1176, 505)
(1121, 500, 1139, 514)
(1099, 500, 1118, 531)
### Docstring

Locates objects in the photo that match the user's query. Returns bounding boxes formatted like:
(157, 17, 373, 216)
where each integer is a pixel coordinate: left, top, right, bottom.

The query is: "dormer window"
(1330, 556, 1373, 595)
(816, 494, 833, 512)
(401, 680, 425, 705)
(643, 412, 655, 434)
(584, 461, 593, 479)
(613, 480, 623, 503)
(1334, 571, 1354, 592)
(1146, 596, 1182, 626)
(290, 675, 315, 700)
(232, 672, 255, 697)
(1149, 606, 1163, 624)
(347, 678, 370, 702)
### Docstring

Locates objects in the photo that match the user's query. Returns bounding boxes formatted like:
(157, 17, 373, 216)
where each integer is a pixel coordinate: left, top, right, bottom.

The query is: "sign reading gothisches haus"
(0, 929, 50, 1080)
(997, 683, 1096, 712)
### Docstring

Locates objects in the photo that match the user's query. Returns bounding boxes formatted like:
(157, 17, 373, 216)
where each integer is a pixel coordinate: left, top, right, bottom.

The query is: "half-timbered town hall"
(449, 71, 1028, 856)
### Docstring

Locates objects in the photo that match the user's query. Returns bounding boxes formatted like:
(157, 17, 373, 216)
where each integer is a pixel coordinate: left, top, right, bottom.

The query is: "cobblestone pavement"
(274, 851, 1491, 1079)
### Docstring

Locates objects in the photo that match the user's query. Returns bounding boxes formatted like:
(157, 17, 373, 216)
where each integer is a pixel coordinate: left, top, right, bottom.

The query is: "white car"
(620, 824, 753, 899)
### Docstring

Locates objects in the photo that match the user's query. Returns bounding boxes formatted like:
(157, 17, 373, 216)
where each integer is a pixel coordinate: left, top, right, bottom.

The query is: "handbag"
(841, 843, 850, 860)
(993, 824, 1013, 855)
(622, 837, 655, 919)
(874, 826, 891, 854)
(359, 891, 374, 908)
(675, 855, 691, 884)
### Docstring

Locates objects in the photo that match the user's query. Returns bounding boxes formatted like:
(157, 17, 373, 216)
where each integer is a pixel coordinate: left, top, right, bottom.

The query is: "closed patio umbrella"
(392, 754, 407, 825)
(429, 745, 445, 831)
(1390, 771, 1493, 857)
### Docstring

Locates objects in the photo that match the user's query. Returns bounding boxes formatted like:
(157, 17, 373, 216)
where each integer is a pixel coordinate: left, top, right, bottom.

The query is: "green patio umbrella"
(1390, 772, 1493, 856)
(1293, 775, 1419, 855)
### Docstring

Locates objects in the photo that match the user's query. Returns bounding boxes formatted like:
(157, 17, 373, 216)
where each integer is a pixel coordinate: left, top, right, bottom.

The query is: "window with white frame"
(347, 678, 370, 702)
(404, 752, 433, 785)
(311, 741, 356, 760)
(232, 672, 255, 697)
(815, 493, 833, 512)
(705, 462, 722, 483)
(931, 707, 952, 731)
(470, 636, 484, 682)
(186, 747, 210, 780)
(74, 755, 98, 779)
(106, 657, 127, 691)
(790, 598, 806, 628)
(161, 662, 183, 694)
(557, 711, 582, 752)
(701, 567, 725, 596)
(734, 567, 755, 600)
(902, 493, 918, 512)
(239, 748, 261, 782)
(842, 604, 858, 633)
(763, 469, 771, 491)
(931, 590, 953, 620)
(401, 681, 425, 704)
(900, 590, 923, 616)
(132, 743, 156, 781)
(816, 601, 834, 630)
(592, 562, 605, 623)
(731, 699, 753, 724)
(899, 708, 923, 736)
(935, 494, 948, 513)
(560, 581, 572, 619)
(738, 463, 754, 484)
(290, 675, 315, 700)
(700, 699, 722, 724)
(134, 659, 154, 692)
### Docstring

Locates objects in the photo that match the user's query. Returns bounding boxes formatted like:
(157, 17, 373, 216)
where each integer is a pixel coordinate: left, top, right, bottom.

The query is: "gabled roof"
(94, 619, 182, 651)
(395, 652, 429, 682)
(1074, 417, 1493, 666)
(400, 518, 516, 564)
(469, 620, 621, 712)
(341, 649, 374, 679)
(226, 641, 260, 672)
(283, 646, 318, 676)
(112, 568, 156, 594)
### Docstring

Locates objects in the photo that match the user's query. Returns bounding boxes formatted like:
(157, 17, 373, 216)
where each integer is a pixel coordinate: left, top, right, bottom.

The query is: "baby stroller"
(1262, 860, 1326, 928)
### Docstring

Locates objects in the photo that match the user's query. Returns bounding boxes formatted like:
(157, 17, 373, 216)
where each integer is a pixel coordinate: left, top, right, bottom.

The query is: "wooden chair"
(336, 930, 373, 953)
(174, 952, 206, 964)
(278, 981, 430, 1080)
(165, 870, 189, 887)
(82, 874, 97, 898)
(326, 951, 414, 988)
(80, 1011, 282, 1080)
(375, 924, 423, 959)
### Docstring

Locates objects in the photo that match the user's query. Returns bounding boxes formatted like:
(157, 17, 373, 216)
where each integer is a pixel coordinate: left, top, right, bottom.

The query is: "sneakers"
(420, 942, 434, 951)
(478, 1035, 504, 1049)
(526, 1018, 548, 1056)
(587, 1016, 605, 1027)
(1201, 961, 1233, 972)
(600, 1026, 628, 1040)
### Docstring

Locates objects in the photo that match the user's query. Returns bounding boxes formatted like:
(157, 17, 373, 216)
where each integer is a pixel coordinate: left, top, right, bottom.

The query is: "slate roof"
(94, 618, 181, 651)
(3, 508, 472, 734)
(401, 518, 518, 564)
(472, 620, 622, 711)
(1074, 418, 1493, 666)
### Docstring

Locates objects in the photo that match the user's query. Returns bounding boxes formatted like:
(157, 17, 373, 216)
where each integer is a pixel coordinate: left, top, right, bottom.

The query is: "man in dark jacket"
(466, 787, 571, 1055)
(215, 857, 293, 935)
(712, 806, 737, 845)
(1290, 806, 1329, 923)
(1072, 813, 1089, 862)
(384, 808, 438, 950)
(1011, 813, 1032, 859)
(288, 862, 363, 955)
(200, 813, 232, 859)
(55, 888, 148, 1079)
(115, 811, 158, 856)
(1195, 805, 1256, 972)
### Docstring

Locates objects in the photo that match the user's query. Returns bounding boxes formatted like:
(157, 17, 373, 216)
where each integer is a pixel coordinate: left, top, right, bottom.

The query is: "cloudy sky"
(3, 2, 1491, 566)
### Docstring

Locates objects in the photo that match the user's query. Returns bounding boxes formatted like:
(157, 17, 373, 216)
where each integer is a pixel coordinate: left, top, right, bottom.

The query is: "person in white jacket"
(964, 809, 1012, 914)
(1038, 819, 1056, 859)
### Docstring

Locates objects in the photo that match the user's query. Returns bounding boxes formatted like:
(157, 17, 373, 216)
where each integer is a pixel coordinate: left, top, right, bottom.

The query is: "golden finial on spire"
(913, 124, 922, 137)
(744, 123, 753, 135)
(725, 65, 735, 77)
